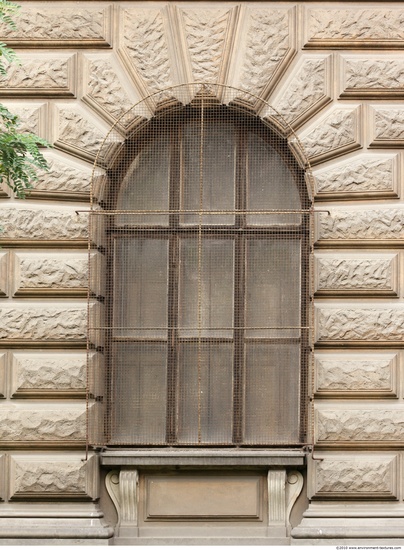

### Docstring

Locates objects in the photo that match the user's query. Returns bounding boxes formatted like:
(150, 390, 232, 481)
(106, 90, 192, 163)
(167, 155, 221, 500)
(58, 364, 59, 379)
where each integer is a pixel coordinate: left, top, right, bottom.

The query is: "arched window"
(96, 100, 310, 447)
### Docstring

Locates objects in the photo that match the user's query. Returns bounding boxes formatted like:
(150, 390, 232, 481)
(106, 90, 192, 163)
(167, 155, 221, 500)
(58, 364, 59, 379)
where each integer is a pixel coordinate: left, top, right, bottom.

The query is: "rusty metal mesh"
(87, 84, 313, 447)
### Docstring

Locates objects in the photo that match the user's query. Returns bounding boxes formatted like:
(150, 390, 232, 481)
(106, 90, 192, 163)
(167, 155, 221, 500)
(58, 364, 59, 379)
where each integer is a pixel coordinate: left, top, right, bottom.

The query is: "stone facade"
(0, 0, 403, 545)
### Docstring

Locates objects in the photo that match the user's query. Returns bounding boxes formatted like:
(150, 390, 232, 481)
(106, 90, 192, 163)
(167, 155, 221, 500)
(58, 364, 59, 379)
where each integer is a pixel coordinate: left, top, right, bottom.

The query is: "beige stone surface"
(311, 454, 397, 498)
(84, 55, 134, 123)
(315, 353, 397, 395)
(10, 352, 87, 396)
(55, 105, 109, 162)
(180, 7, 234, 83)
(316, 407, 404, 444)
(0, 54, 75, 96)
(317, 208, 404, 242)
(0, 5, 112, 46)
(315, 254, 398, 293)
(237, 7, 294, 96)
(342, 56, 404, 96)
(272, 56, 331, 126)
(0, 404, 86, 443)
(299, 106, 361, 163)
(0, 252, 8, 297)
(0, 303, 87, 342)
(14, 252, 88, 292)
(0, 206, 87, 241)
(313, 154, 398, 197)
(1, 102, 45, 135)
(372, 107, 404, 143)
(33, 152, 92, 196)
(9, 454, 97, 499)
(121, 7, 172, 94)
(305, 8, 404, 46)
(316, 305, 404, 343)
(0, 353, 5, 398)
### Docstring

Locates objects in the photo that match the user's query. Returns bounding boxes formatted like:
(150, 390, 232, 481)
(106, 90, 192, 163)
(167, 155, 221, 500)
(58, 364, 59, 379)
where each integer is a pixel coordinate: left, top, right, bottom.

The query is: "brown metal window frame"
(103, 105, 311, 447)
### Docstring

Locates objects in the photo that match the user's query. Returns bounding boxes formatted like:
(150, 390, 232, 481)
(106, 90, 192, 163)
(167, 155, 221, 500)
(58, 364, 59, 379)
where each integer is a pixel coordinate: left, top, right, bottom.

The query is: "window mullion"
(233, 123, 247, 445)
(166, 123, 180, 445)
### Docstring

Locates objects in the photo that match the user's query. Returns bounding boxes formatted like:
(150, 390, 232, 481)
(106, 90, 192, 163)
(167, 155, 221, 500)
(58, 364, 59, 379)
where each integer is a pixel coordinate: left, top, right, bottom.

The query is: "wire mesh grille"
(88, 84, 313, 447)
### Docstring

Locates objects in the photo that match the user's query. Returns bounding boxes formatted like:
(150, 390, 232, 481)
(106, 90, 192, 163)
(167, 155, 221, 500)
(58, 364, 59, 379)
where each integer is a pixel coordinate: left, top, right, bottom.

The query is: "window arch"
(94, 98, 311, 447)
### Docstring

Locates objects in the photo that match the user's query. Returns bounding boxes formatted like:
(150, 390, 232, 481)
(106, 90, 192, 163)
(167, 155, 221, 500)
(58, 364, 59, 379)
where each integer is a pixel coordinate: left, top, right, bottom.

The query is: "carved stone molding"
(370, 105, 404, 148)
(315, 304, 404, 346)
(0, 54, 77, 98)
(315, 406, 404, 447)
(314, 253, 399, 296)
(106, 469, 139, 537)
(10, 351, 88, 398)
(315, 207, 404, 246)
(177, 6, 238, 85)
(308, 453, 398, 499)
(11, 251, 88, 298)
(313, 153, 400, 201)
(303, 7, 404, 49)
(314, 352, 398, 398)
(0, 252, 8, 297)
(298, 106, 362, 166)
(82, 53, 137, 128)
(232, 6, 297, 101)
(339, 55, 404, 99)
(0, 352, 5, 398)
(9, 454, 98, 500)
(0, 403, 87, 447)
(0, 4, 113, 48)
(271, 54, 332, 129)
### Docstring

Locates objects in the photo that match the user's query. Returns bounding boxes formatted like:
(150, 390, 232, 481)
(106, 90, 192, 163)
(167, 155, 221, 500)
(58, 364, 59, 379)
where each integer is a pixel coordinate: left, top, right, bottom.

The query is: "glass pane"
(111, 342, 167, 444)
(181, 121, 235, 225)
(247, 132, 301, 226)
(179, 239, 234, 337)
(245, 239, 301, 338)
(177, 342, 233, 444)
(116, 134, 170, 226)
(114, 238, 168, 338)
(243, 342, 300, 444)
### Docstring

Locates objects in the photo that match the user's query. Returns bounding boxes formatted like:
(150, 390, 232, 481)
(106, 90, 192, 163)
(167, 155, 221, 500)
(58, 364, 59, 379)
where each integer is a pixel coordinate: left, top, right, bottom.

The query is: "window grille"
(87, 84, 313, 448)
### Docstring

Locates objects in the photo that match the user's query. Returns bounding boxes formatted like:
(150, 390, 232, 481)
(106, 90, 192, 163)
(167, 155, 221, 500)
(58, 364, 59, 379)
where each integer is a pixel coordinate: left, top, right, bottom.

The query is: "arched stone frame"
(88, 83, 313, 542)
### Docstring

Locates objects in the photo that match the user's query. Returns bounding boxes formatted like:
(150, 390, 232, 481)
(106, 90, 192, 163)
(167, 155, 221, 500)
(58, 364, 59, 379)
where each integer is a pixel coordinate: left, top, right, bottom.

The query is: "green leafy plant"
(0, 0, 49, 198)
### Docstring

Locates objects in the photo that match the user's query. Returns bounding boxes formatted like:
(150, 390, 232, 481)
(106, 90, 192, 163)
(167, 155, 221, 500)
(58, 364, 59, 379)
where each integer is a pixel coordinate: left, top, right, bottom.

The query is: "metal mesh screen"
(88, 84, 313, 447)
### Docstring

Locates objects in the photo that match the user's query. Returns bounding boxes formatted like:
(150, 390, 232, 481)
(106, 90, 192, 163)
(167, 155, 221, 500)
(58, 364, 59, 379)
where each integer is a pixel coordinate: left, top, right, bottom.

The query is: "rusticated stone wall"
(0, 0, 403, 543)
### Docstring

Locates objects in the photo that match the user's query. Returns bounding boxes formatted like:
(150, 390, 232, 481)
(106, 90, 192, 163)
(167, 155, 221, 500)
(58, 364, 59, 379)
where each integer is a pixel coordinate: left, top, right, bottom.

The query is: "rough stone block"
(0, 102, 46, 136)
(83, 54, 135, 125)
(0, 5, 112, 47)
(309, 453, 398, 499)
(0, 54, 76, 97)
(9, 454, 98, 499)
(316, 406, 404, 445)
(0, 251, 8, 297)
(0, 352, 6, 398)
(120, 7, 172, 95)
(0, 404, 87, 445)
(10, 351, 89, 397)
(314, 352, 398, 396)
(313, 154, 399, 199)
(0, 205, 87, 244)
(12, 251, 88, 297)
(304, 8, 404, 48)
(340, 56, 404, 98)
(370, 106, 404, 147)
(314, 253, 398, 296)
(53, 104, 112, 164)
(30, 151, 92, 200)
(298, 106, 361, 165)
(0, 302, 87, 344)
(316, 207, 404, 244)
(178, 6, 236, 83)
(315, 305, 404, 344)
(272, 55, 332, 127)
(236, 7, 296, 97)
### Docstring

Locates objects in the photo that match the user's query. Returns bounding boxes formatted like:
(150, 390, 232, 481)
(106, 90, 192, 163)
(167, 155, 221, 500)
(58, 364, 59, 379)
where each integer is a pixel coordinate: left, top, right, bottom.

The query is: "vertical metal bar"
(233, 122, 246, 444)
